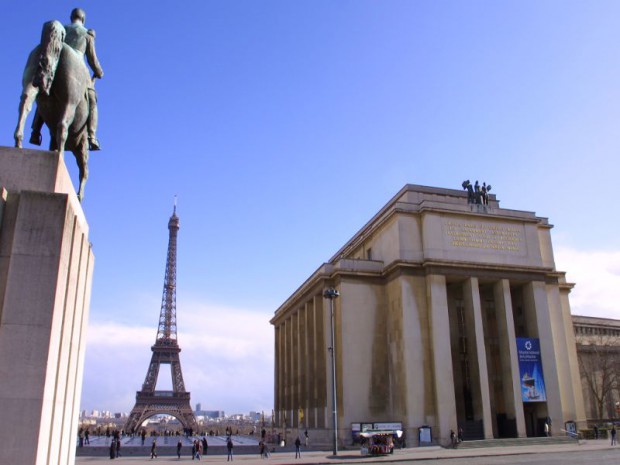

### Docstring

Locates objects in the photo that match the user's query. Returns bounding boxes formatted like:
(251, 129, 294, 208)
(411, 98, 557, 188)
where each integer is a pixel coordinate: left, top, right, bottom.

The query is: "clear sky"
(1, 1, 619, 415)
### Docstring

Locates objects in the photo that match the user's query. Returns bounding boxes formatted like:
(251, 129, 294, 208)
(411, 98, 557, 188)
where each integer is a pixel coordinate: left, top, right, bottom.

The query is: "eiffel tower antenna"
(124, 202, 198, 433)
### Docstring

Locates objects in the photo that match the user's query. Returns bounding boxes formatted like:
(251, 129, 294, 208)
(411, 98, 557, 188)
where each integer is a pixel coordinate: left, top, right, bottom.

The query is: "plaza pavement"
(76, 438, 619, 464)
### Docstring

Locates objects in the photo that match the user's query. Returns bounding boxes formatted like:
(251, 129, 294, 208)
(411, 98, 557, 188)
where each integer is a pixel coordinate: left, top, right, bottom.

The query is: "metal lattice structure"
(124, 205, 198, 433)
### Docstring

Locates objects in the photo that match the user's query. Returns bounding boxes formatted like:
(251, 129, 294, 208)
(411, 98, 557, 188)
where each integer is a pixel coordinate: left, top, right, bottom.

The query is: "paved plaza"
(76, 439, 620, 464)
(82, 435, 260, 448)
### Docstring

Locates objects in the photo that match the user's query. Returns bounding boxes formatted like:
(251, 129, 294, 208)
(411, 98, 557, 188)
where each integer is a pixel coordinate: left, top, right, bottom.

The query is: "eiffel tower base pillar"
(0, 147, 95, 465)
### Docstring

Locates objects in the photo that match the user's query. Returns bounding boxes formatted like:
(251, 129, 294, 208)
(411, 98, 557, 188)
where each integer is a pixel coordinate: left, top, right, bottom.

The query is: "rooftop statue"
(462, 179, 492, 206)
(13, 8, 104, 201)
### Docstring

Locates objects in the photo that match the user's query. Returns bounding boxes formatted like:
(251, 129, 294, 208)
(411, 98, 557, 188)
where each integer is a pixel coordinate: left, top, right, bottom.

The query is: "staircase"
(455, 436, 577, 449)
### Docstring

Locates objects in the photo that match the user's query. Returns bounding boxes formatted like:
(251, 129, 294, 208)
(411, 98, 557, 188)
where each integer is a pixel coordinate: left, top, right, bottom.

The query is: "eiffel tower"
(124, 204, 198, 433)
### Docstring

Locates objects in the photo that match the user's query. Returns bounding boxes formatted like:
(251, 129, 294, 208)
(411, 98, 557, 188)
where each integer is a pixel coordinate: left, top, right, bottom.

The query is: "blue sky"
(1, 1, 619, 415)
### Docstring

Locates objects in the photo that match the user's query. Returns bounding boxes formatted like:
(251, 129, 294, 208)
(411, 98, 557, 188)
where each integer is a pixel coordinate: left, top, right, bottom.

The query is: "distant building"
(248, 411, 262, 421)
(272, 184, 585, 446)
(572, 315, 620, 421)
(196, 410, 225, 419)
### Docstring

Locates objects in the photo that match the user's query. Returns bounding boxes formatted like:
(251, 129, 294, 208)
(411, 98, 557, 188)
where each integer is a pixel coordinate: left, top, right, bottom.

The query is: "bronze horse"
(14, 20, 91, 201)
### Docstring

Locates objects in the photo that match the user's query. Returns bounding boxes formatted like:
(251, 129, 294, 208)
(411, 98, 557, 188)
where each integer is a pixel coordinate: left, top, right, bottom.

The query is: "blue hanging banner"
(516, 338, 547, 402)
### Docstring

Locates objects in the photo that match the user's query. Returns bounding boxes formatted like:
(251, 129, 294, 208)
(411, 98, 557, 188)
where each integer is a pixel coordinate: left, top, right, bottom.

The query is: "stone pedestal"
(0, 147, 94, 465)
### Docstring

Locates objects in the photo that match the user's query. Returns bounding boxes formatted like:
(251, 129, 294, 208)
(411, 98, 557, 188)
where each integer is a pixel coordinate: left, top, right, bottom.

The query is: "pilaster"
(463, 277, 493, 438)
(427, 274, 457, 441)
(493, 279, 526, 437)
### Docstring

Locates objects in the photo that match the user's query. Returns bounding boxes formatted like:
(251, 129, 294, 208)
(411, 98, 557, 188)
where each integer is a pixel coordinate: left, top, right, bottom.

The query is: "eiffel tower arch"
(124, 204, 198, 433)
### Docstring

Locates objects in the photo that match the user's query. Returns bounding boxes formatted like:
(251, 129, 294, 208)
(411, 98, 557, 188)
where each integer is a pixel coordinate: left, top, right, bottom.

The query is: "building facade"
(572, 315, 620, 421)
(271, 184, 585, 446)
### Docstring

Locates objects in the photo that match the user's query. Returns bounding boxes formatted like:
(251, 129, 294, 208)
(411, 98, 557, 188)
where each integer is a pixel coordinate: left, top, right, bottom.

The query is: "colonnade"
(272, 272, 584, 443)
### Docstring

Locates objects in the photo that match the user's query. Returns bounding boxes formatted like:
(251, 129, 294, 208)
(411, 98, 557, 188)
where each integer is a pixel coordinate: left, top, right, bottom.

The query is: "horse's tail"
(33, 20, 65, 95)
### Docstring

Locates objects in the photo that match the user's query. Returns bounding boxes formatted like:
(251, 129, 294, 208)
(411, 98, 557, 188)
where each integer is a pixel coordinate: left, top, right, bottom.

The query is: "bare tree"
(576, 333, 620, 419)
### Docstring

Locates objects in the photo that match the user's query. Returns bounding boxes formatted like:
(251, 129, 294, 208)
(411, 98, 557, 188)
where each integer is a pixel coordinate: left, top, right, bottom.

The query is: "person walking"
(611, 425, 617, 445)
(295, 436, 301, 458)
(150, 439, 158, 459)
(304, 430, 309, 447)
(115, 438, 121, 458)
(450, 430, 457, 448)
(227, 437, 234, 461)
(202, 437, 208, 456)
(109, 439, 116, 460)
(177, 439, 182, 459)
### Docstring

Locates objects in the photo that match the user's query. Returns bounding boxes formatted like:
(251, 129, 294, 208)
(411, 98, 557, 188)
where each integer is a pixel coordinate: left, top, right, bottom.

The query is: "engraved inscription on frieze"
(444, 220, 524, 253)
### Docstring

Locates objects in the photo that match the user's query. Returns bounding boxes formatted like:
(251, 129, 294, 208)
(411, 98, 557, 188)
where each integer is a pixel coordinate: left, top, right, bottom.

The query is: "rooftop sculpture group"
(462, 179, 491, 206)
(13, 8, 104, 201)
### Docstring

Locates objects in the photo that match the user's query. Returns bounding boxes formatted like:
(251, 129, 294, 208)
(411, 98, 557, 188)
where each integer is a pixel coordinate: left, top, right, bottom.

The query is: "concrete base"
(0, 147, 94, 465)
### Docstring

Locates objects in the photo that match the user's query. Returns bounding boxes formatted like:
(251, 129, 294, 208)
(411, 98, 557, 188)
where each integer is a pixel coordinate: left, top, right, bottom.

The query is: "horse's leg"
(14, 83, 38, 148)
(74, 143, 89, 202)
(56, 105, 77, 157)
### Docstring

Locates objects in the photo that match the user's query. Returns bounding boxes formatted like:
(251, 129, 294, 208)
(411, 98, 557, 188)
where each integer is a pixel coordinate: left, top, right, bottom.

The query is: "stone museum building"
(572, 315, 620, 421)
(271, 184, 586, 446)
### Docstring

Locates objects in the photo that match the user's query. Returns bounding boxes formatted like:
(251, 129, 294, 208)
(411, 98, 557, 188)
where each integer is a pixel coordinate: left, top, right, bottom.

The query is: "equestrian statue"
(14, 8, 104, 201)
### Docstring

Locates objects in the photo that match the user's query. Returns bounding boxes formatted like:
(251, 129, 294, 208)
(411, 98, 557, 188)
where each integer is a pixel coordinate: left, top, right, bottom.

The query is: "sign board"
(516, 338, 547, 402)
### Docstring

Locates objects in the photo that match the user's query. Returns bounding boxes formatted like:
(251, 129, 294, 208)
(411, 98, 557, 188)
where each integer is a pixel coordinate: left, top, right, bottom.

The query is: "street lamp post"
(324, 287, 340, 456)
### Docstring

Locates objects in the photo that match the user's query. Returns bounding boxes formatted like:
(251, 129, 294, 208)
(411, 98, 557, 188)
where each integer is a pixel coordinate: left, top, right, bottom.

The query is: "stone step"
(455, 436, 576, 449)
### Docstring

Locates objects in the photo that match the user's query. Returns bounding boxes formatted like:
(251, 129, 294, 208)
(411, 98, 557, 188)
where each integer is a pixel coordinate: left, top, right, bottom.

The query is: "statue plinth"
(0, 146, 94, 465)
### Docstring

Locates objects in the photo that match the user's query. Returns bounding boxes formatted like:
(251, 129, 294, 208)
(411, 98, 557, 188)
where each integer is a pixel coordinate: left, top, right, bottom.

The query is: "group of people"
(85, 427, 311, 460)
(108, 431, 122, 459)
(77, 428, 90, 447)
(177, 437, 209, 460)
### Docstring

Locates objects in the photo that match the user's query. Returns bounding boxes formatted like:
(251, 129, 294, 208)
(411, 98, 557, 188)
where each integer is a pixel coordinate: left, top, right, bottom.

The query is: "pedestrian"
(304, 430, 309, 447)
(593, 425, 599, 439)
(109, 439, 116, 460)
(116, 438, 121, 458)
(192, 440, 196, 460)
(202, 436, 208, 456)
(227, 437, 234, 461)
(259, 440, 265, 458)
(85, 429, 90, 445)
(177, 439, 182, 459)
(544, 422, 550, 437)
(295, 436, 301, 458)
(198, 439, 202, 459)
(450, 430, 457, 448)
(457, 427, 463, 443)
(611, 425, 617, 445)
(151, 439, 157, 459)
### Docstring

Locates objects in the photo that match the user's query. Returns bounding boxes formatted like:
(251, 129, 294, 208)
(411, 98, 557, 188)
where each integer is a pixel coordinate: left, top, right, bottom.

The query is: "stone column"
(463, 278, 493, 438)
(291, 311, 299, 429)
(545, 284, 577, 422)
(524, 281, 563, 434)
(285, 316, 294, 430)
(493, 280, 526, 437)
(427, 274, 457, 441)
(274, 325, 282, 425)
